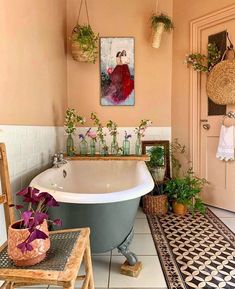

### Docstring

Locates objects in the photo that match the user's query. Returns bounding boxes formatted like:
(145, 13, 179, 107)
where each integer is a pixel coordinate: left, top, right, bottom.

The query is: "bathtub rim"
(30, 160, 154, 204)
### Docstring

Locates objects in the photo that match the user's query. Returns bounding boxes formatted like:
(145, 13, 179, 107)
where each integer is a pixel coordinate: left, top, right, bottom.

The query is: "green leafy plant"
(64, 108, 85, 135)
(151, 13, 174, 32)
(170, 138, 189, 178)
(185, 43, 221, 73)
(72, 24, 99, 63)
(148, 146, 165, 168)
(90, 112, 106, 144)
(165, 169, 208, 216)
(107, 120, 118, 137)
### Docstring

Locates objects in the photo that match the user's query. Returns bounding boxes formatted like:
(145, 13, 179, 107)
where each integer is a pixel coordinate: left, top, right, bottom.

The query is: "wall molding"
(189, 4, 235, 174)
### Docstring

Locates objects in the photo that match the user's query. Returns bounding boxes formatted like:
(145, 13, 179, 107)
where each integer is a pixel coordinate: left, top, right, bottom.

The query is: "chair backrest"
(0, 143, 15, 231)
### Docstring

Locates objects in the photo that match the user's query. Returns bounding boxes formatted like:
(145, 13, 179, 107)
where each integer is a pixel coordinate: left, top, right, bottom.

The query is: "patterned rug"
(147, 208, 235, 289)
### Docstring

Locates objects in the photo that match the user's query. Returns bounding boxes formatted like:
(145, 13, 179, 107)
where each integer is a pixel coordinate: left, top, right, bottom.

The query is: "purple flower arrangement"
(10, 187, 62, 253)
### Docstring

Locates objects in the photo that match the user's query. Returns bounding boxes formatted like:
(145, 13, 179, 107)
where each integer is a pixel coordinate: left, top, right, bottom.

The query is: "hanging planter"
(151, 13, 174, 49)
(71, 0, 99, 63)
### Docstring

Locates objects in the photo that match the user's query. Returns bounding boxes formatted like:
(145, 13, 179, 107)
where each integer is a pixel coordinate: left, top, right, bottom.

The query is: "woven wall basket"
(206, 59, 235, 105)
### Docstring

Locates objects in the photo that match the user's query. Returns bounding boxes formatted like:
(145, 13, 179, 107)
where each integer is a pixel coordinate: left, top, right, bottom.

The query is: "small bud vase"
(90, 139, 96, 156)
(100, 140, 108, 156)
(123, 139, 130, 155)
(66, 134, 75, 157)
(79, 139, 88, 156)
(111, 135, 119, 155)
(135, 136, 142, 156)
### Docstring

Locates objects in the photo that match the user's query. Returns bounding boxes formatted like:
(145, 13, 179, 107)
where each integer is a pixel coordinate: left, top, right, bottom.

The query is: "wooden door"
(200, 20, 235, 212)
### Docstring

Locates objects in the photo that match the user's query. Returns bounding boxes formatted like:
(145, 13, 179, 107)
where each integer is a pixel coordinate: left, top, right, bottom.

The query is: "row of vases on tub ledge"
(66, 132, 143, 157)
(64, 109, 152, 157)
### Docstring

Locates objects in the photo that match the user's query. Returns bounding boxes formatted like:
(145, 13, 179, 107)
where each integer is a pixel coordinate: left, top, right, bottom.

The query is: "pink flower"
(88, 131, 97, 139)
(107, 67, 113, 75)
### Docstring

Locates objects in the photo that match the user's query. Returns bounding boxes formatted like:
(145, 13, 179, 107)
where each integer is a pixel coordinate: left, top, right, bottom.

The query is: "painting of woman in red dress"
(100, 38, 135, 106)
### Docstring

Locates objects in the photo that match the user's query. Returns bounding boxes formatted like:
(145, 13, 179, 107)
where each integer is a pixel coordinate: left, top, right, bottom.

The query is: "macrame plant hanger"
(76, 0, 90, 27)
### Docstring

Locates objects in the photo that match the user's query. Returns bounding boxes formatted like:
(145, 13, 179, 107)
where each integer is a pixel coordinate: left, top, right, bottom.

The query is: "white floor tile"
(209, 206, 235, 218)
(136, 207, 146, 219)
(134, 218, 151, 234)
(220, 218, 235, 233)
(75, 256, 111, 288)
(109, 255, 167, 288)
(112, 234, 157, 256)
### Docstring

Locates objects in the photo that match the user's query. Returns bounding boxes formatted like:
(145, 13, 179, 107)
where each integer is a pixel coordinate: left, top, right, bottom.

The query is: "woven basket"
(206, 59, 235, 105)
(143, 194, 168, 216)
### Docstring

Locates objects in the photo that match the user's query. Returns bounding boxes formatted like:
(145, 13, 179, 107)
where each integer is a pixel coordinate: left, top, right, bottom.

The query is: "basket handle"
(221, 32, 235, 61)
(76, 0, 90, 26)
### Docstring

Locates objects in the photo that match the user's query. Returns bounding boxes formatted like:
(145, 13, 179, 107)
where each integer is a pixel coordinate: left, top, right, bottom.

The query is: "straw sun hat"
(206, 50, 235, 105)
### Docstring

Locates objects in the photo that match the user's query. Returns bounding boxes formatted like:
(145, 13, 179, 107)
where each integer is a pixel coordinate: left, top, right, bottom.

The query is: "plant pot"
(172, 200, 188, 216)
(152, 23, 165, 49)
(143, 194, 168, 216)
(151, 166, 166, 182)
(8, 219, 50, 266)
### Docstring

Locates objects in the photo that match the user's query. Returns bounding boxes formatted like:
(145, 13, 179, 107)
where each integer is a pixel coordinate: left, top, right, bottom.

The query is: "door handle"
(202, 123, 210, 130)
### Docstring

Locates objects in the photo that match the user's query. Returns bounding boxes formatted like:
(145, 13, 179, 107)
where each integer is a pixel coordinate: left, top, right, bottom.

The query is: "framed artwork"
(100, 37, 135, 106)
(142, 140, 171, 179)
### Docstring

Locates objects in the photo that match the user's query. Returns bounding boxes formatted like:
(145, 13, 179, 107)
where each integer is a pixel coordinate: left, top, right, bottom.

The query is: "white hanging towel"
(216, 125, 235, 161)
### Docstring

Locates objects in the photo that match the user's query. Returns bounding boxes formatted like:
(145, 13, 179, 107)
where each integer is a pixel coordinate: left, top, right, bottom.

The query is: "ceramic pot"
(152, 23, 165, 48)
(172, 200, 188, 216)
(8, 219, 50, 266)
(151, 166, 166, 182)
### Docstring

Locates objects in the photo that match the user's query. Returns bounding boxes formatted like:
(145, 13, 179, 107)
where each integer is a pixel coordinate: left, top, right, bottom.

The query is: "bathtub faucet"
(52, 153, 67, 168)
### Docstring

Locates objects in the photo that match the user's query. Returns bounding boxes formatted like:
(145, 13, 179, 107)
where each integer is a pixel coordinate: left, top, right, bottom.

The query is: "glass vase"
(111, 135, 119, 155)
(99, 140, 108, 156)
(123, 139, 130, 156)
(79, 139, 88, 156)
(66, 134, 75, 157)
(135, 135, 142, 156)
(90, 139, 96, 156)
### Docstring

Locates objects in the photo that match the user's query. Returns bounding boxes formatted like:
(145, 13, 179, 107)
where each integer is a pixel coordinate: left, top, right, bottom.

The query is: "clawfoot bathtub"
(31, 160, 154, 265)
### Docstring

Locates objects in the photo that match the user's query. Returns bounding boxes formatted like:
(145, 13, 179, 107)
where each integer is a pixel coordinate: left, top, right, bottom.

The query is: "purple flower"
(38, 192, 59, 207)
(28, 229, 48, 243)
(33, 212, 48, 226)
(16, 205, 24, 210)
(124, 131, 132, 140)
(79, 133, 85, 140)
(17, 187, 40, 204)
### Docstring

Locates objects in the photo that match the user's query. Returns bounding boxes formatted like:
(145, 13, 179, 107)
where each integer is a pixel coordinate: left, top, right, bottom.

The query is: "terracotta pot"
(172, 200, 188, 216)
(8, 219, 50, 266)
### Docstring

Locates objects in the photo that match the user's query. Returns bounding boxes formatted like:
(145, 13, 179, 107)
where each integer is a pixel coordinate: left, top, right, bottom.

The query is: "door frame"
(189, 4, 235, 175)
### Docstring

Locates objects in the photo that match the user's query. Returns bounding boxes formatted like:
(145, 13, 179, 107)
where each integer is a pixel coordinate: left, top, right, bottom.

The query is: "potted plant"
(8, 187, 61, 266)
(71, 24, 99, 63)
(165, 169, 207, 216)
(151, 13, 174, 48)
(148, 146, 166, 182)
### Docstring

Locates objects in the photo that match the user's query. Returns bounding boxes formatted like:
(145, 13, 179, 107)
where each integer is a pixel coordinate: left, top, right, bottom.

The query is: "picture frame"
(142, 140, 170, 179)
(99, 37, 135, 106)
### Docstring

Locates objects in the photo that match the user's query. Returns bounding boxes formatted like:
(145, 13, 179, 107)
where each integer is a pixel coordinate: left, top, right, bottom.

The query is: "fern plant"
(72, 24, 99, 63)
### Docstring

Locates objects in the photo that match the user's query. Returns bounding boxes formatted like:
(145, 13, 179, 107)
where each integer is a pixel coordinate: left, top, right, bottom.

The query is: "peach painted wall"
(172, 0, 235, 150)
(67, 0, 173, 127)
(0, 0, 67, 126)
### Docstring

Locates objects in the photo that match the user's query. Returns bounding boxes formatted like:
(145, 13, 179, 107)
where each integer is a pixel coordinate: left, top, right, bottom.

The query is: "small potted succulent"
(165, 169, 207, 216)
(71, 24, 99, 63)
(151, 13, 174, 48)
(8, 187, 61, 266)
(148, 146, 166, 182)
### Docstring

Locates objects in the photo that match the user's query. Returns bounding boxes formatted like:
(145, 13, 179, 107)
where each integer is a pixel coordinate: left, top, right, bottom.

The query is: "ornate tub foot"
(117, 228, 138, 266)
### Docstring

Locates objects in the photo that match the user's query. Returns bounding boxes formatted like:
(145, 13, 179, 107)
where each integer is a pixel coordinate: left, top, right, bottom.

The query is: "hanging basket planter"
(71, 0, 99, 63)
(206, 54, 235, 105)
(151, 13, 174, 49)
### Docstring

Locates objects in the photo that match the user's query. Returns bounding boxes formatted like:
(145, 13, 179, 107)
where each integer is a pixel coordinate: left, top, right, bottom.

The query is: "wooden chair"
(0, 143, 94, 289)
